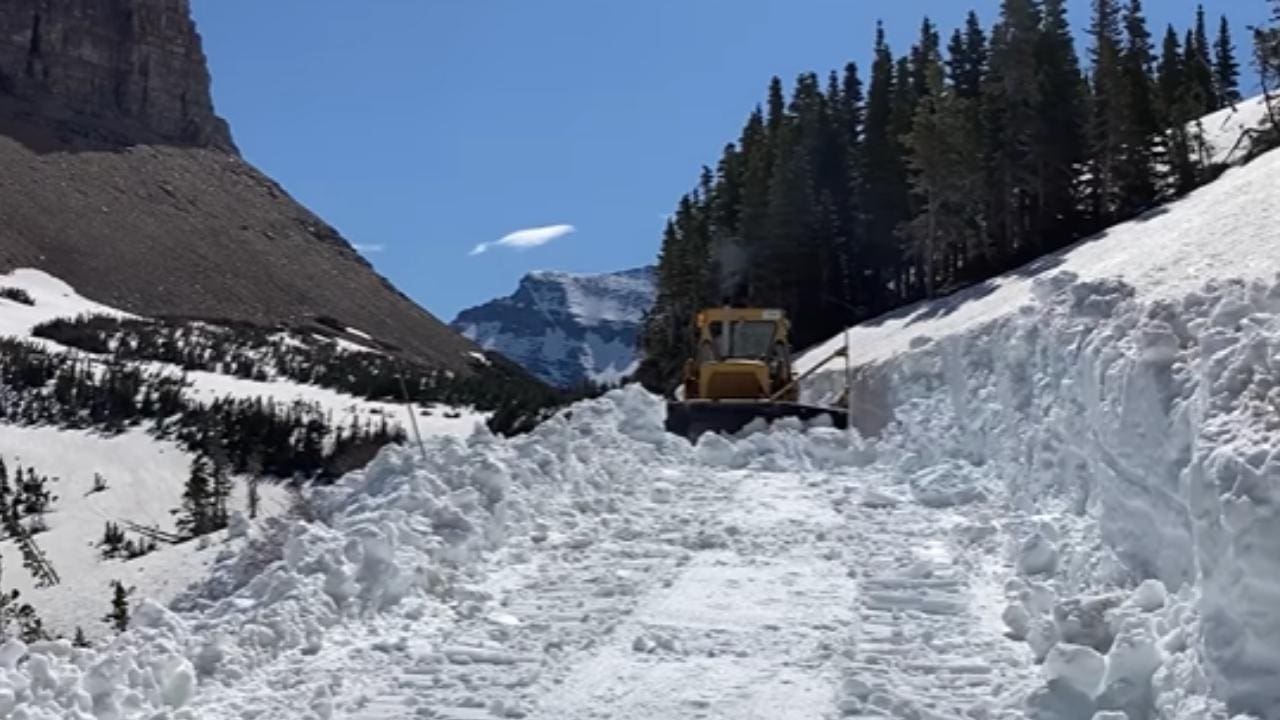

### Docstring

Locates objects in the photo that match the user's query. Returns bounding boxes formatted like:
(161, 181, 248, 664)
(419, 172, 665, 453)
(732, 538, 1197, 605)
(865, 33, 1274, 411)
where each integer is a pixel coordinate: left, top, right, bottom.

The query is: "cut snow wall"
(820, 270, 1280, 717)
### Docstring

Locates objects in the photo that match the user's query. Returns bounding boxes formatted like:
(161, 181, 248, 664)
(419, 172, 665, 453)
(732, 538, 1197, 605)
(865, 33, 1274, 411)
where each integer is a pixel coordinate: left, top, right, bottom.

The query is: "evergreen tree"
(100, 521, 126, 559)
(1034, 0, 1088, 249)
(1088, 0, 1128, 224)
(903, 55, 983, 298)
(737, 108, 772, 301)
(104, 580, 130, 633)
(766, 76, 787, 141)
(210, 451, 232, 530)
(1115, 0, 1159, 216)
(947, 12, 989, 100)
(1158, 26, 1200, 196)
(985, 0, 1043, 260)
(862, 23, 907, 312)
(910, 18, 943, 100)
(177, 455, 214, 538)
(1185, 5, 1217, 113)
(73, 626, 90, 648)
(1213, 15, 1241, 107)
(839, 62, 867, 312)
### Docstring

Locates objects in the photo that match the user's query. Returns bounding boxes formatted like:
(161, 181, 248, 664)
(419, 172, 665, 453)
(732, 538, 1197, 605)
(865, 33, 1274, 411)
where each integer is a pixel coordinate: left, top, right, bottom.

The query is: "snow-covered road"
(324, 454, 1036, 720)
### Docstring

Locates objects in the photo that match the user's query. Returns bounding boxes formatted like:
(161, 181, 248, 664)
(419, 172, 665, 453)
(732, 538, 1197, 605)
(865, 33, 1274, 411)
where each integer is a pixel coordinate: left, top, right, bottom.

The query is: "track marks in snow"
(837, 467, 1035, 719)
(352, 463, 1037, 720)
(534, 469, 855, 720)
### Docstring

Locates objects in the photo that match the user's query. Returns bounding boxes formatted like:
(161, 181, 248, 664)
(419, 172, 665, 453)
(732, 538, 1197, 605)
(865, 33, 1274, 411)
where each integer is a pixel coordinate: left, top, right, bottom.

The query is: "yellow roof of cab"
(696, 307, 787, 325)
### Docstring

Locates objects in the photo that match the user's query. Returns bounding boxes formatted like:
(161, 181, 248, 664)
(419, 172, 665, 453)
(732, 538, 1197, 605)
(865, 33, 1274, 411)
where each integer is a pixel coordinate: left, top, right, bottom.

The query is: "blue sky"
(190, 0, 1265, 321)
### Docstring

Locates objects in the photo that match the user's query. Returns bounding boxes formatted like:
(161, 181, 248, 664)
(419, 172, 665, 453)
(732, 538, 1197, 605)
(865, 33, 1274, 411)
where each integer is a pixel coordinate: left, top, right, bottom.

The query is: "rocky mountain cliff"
(0, 0, 488, 376)
(0, 0, 234, 152)
(452, 267, 656, 388)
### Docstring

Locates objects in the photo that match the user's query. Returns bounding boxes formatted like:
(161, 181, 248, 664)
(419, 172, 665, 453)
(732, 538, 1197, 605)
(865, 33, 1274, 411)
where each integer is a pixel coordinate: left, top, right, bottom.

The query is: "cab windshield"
(710, 320, 778, 359)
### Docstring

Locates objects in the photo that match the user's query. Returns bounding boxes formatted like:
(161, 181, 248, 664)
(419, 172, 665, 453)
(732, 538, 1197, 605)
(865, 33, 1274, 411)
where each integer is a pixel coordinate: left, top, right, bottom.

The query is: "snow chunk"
(861, 488, 903, 508)
(1128, 580, 1167, 613)
(1003, 602, 1033, 641)
(1018, 533, 1060, 576)
(0, 640, 25, 671)
(1044, 643, 1107, 699)
(1054, 595, 1124, 653)
(909, 460, 986, 508)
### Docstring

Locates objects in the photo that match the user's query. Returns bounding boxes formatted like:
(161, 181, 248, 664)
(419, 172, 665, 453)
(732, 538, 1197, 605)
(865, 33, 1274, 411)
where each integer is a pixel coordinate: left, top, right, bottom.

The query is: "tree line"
(639, 0, 1278, 392)
(31, 313, 570, 436)
(0, 337, 404, 480)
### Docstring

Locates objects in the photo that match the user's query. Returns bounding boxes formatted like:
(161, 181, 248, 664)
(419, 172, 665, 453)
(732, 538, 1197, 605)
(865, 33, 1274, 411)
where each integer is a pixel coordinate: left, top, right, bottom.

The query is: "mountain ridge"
(452, 266, 656, 387)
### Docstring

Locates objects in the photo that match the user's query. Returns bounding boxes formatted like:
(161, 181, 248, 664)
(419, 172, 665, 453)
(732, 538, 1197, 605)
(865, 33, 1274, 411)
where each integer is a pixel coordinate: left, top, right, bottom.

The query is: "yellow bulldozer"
(664, 306, 851, 440)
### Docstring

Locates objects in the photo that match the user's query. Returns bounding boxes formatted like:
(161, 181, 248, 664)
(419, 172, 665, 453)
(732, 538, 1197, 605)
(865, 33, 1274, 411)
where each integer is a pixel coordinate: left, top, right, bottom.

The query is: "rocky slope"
(0, 0, 483, 375)
(452, 267, 656, 387)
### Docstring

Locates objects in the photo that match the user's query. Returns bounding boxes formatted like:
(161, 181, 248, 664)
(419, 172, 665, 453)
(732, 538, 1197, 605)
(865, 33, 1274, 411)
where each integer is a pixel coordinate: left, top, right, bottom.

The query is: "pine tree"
(985, 0, 1043, 261)
(104, 580, 130, 633)
(177, 455, 214, 538)
(904, 54, 983, 298)
(766, 76, 787, 142)
(838, 62, 867, 313)
(1115, 0, 1159, 217)
(1034, 0, 1088, 249)
(737, 108, 772, 302)
(1213, 15, 1241, 107)
(910, 18, 943, 100)
(1088, 0, 1128, 225)
(210, 451, 232, 530)
(100, 521, 126, 558)
(1158, 26, 1200, 196)
(1185, 5, 1217, 113)
(862, 23, 907, 312)
(73, 626, 90, 648)
(947, 12, 988, 100)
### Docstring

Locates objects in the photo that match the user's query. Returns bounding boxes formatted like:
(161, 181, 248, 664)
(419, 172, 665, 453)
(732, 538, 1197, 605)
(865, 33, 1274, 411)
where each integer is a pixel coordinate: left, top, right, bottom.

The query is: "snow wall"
(812, 269, 1280, 718)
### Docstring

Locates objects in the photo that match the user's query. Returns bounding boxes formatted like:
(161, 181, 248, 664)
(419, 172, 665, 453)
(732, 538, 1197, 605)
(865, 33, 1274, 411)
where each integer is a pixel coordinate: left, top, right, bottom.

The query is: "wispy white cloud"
(353, 243, 386, 254)
(470, 224, 575, 256)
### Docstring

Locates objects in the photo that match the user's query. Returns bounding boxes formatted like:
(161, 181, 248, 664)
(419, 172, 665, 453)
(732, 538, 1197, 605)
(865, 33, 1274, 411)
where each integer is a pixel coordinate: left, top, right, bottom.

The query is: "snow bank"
(833, 267, 1280, 718)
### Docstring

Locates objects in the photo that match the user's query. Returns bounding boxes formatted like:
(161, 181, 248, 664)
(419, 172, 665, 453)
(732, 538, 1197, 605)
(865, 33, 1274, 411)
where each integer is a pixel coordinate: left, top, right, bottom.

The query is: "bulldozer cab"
(683, 307, 796, 402)
(665, 305, 849, 440)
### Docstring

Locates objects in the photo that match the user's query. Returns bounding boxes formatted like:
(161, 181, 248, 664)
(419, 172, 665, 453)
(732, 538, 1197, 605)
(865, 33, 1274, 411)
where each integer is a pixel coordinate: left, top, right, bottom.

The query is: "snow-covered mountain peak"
(516, 267, 655, 327)
(452, 266, 656, 387)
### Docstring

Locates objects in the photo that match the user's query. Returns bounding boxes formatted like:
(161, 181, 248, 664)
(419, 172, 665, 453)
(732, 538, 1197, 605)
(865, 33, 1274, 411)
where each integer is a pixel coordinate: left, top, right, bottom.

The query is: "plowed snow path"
(334, 463, 1034, 720)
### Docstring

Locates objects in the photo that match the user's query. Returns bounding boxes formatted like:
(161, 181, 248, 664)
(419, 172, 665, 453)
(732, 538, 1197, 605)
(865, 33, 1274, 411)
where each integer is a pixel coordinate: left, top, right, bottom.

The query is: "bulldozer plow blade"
(664, 401, 848, 441)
